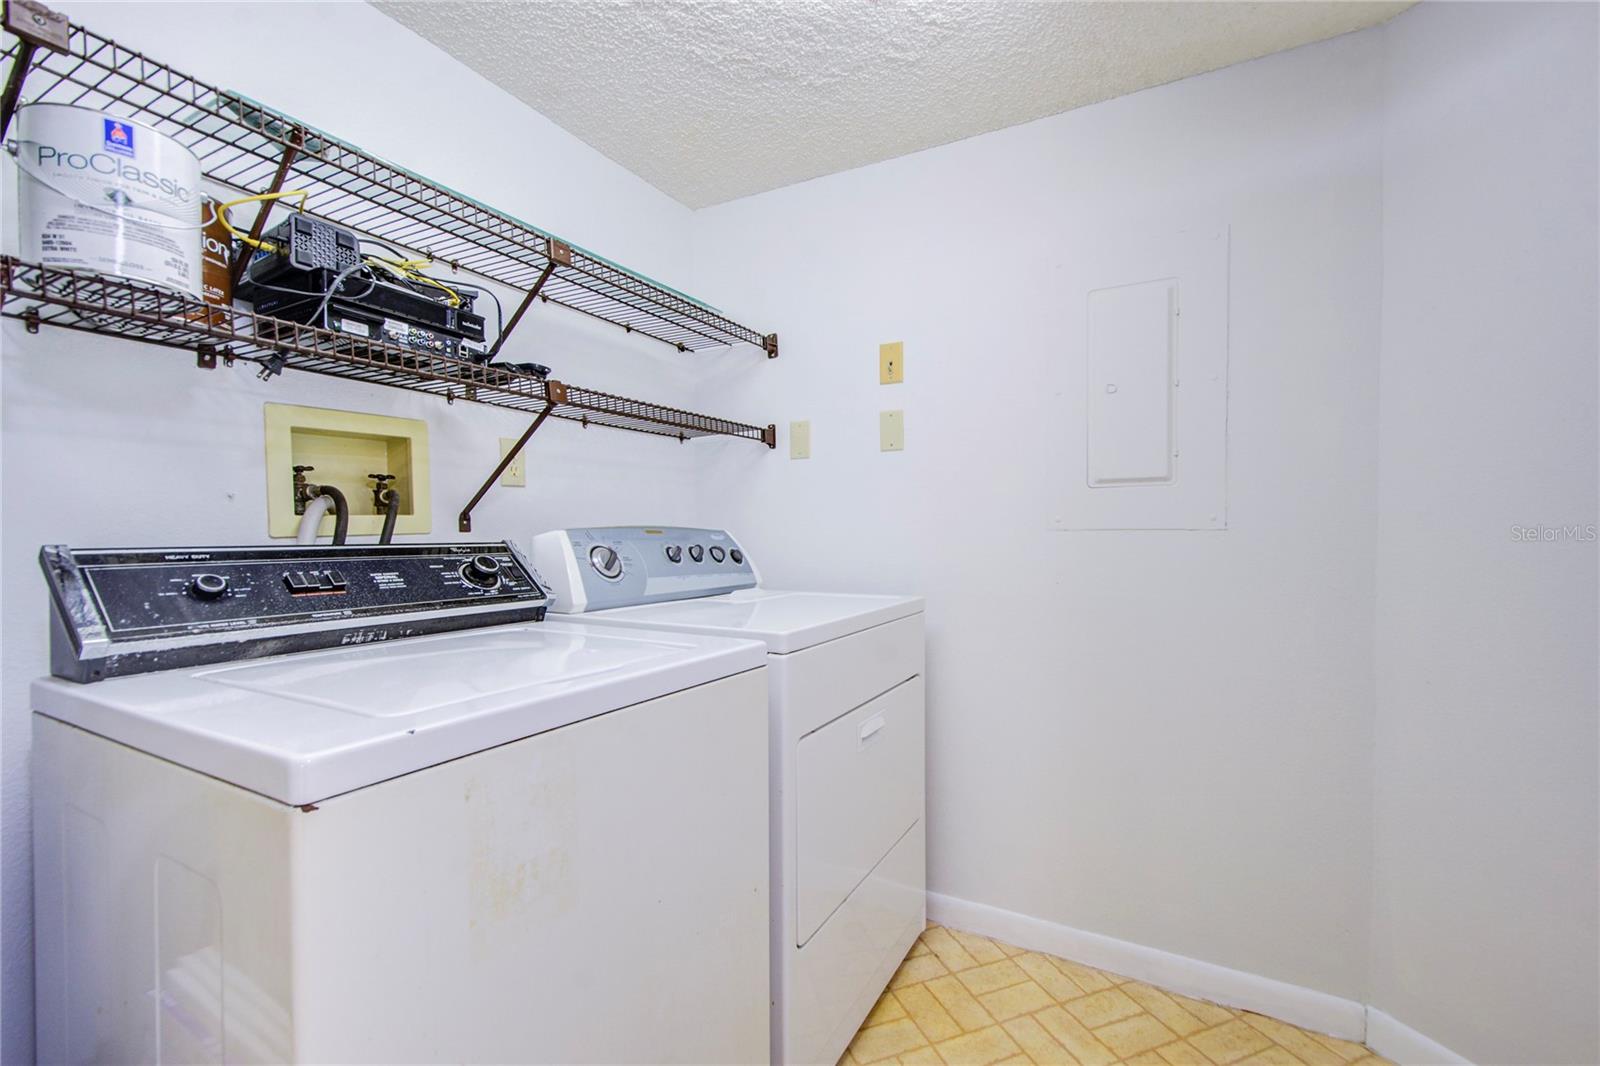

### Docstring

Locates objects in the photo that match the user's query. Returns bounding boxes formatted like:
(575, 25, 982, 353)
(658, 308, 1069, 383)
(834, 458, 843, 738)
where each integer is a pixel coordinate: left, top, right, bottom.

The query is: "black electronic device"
(317, 284, 488, 360)
(237, 216, 488, 359)
(41, 541, 548, 682)
(496, 361, 552, 379)
(246, 214, 362, 283)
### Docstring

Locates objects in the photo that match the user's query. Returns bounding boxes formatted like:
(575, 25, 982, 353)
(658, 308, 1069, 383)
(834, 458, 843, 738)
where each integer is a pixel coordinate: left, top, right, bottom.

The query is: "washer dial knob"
(462, 554, 503, 588)
(688, 544, 704, 563)
(709, 545, 726, 562)
(665, 545, 683, 564)
(190, 572, 230, 600)
(729, 548, 744, 565)
(590, 545, 624, 580)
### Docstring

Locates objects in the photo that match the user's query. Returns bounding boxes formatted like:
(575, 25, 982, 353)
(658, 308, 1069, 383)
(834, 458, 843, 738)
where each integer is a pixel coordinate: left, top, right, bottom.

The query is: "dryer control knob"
(665, 545, 683, 564)
(590, 545, 624, 580)
(190, 572, 230, 600)
(730, 549, 744, 565)
(688, 545, 704, 563)
(709, 546, 725, 563)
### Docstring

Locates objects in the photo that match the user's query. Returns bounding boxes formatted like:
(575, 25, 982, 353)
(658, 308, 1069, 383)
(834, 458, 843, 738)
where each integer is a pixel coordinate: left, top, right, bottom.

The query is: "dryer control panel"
(531, 526, 756, 614)
(42, 541, 548, 682)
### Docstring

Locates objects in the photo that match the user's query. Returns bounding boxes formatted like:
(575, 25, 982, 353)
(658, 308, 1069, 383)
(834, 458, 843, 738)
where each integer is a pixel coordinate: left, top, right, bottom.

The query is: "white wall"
(0, 4, 740, 1060)
(690, 28, 1385, 1002)
(1370, 4, 1600, 1063)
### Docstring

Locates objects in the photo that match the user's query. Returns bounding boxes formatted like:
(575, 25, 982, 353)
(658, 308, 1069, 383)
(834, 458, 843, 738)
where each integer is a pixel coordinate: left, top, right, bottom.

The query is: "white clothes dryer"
(533, 526, 926, 1066)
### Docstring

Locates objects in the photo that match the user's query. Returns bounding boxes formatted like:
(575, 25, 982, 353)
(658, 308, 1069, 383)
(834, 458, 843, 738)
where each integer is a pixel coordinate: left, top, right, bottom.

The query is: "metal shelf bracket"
(0, 1, 67, 139)
(483, 238, 565, 362)
(228, 126, 306, 291)
(457, 381, 567, 533)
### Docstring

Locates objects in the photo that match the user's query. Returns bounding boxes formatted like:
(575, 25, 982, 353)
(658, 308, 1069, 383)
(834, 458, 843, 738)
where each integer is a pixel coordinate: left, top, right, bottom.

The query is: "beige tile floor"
(841, 925, 1392, 1066)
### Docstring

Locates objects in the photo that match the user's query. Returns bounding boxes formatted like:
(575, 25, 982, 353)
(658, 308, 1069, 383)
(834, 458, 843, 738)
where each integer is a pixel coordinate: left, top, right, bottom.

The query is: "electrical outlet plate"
(880, 410, 905, 452)
(789, 420, 811, 460)
(499, 437, 527, 486)
(263, 403, 431, 538)
(880, 341, 905, 384)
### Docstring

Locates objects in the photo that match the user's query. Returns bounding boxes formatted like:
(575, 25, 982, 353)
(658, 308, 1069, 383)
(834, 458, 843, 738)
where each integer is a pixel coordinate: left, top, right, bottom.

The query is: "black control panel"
(42, 542, 548, 683)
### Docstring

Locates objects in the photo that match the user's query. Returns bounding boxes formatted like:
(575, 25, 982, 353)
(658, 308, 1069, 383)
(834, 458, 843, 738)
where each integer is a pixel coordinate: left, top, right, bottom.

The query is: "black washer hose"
(318, 485, 350, 546)
(378, 489, 399, 545)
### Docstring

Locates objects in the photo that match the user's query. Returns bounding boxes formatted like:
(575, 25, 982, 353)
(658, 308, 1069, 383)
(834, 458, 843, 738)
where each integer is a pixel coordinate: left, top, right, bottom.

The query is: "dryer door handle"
(859, 715, 887, 745)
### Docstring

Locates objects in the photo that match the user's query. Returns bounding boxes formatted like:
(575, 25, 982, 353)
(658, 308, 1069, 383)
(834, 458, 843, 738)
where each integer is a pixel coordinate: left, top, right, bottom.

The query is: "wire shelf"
(0, 257, 776, 447)
(0, 10, 777, 355)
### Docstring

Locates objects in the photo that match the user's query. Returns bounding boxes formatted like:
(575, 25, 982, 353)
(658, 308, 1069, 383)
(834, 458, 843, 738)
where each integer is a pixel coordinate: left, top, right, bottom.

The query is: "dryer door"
(795, 676, 925, 946)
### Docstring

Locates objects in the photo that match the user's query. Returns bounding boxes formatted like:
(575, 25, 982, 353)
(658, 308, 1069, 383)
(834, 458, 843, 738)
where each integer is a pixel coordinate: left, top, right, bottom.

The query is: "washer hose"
(295, 494, 333, 545)
(294, 487, 350, 545)
(319, 485, 350, 545)
(378, 489, 399, 545)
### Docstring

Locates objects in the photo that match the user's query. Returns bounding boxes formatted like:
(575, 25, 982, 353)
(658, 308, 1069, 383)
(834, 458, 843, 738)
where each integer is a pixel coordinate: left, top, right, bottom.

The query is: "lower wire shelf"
(0, 257, 777, 448)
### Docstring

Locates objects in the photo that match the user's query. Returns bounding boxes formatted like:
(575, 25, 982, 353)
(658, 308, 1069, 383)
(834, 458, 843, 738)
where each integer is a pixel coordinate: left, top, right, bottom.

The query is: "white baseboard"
(925, 892, 1478, 1064)
(1364, 1008, 1471, 1065)
(928, 892, 1369, 1042)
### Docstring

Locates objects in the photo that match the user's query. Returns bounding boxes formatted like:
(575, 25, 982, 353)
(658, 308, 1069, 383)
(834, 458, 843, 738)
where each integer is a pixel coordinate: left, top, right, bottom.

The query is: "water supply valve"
(292, 465, 316, 514)
(369, 472, 396, 511)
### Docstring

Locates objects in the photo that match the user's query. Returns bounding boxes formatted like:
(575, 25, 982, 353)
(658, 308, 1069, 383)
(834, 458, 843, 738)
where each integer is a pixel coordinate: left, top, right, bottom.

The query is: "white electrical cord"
(295, 494, 334, 544)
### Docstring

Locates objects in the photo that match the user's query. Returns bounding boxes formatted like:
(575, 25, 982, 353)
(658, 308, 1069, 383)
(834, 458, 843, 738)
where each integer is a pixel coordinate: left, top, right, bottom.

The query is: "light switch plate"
(789, 420, 811, 460)
(499, 437, 527, 486)
(879, 341, 905, 384)
(880, 410, 904, 451)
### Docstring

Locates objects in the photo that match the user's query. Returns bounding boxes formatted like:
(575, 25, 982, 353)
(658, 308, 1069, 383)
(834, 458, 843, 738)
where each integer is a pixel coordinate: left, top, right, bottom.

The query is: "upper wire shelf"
(0, 256, 776, 448)
(0, 5, 778, 356)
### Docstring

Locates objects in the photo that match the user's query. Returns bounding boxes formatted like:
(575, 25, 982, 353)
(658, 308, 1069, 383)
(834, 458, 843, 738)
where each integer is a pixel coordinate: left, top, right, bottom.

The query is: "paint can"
(12, 103, 204, 298)
(189, 196, 233, 324)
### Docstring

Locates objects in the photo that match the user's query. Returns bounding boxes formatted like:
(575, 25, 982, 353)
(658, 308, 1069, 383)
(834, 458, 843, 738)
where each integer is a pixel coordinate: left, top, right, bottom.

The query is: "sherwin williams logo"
(103, 118, 134, 158)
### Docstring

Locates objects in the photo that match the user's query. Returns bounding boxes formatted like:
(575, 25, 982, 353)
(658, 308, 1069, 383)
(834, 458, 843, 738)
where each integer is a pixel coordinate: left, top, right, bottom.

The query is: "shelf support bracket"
(228, 126, 305, 291)
(458, 388, 559, 533)
(1, 1, 69, 139)
(484, 244, 562, 362)
(0, 40, 36, 141)
(764, 333, 779, 359)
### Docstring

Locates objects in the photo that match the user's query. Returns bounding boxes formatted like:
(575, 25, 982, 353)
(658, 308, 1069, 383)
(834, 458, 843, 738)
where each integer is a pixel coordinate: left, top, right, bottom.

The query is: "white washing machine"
(32, 541, 771, 1065)
(532, 526, 926, 1066)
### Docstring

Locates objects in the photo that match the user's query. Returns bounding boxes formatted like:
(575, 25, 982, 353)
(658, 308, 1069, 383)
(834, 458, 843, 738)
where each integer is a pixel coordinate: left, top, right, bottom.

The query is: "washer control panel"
(530, 526, 756, 614)
(41, 541, 548, 682)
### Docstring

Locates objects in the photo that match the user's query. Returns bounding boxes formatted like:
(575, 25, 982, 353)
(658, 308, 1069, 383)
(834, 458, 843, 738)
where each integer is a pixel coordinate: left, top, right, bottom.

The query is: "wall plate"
(790, 420, 812, 460)
(880, 410, 905, 452)
(880, 341, 905, 384)
(499, 437, 527, 486)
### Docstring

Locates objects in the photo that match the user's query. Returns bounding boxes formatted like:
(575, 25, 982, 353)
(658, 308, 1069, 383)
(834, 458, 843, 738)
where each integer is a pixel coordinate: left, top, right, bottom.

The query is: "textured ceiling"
(375, 0, 1411, 208)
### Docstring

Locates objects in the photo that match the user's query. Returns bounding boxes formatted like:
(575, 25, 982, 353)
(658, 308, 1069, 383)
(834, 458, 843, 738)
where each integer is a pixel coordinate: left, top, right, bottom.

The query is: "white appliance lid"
(31, 621, 766, 806)
(577, 589, 924, 654)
